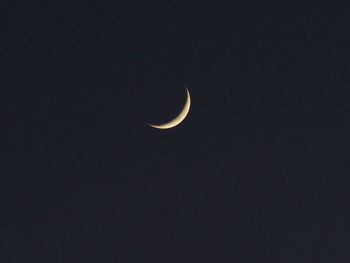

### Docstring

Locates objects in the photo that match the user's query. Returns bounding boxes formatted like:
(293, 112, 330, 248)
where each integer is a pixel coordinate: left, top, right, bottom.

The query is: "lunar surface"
(148, 87, 191, 129)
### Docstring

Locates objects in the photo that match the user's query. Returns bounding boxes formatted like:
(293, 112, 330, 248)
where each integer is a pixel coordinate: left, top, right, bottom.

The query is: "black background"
(1, 1, 350, 262)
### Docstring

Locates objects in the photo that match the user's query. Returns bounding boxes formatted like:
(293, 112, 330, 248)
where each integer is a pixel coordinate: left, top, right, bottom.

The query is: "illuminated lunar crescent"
(148, 87, 191, 129)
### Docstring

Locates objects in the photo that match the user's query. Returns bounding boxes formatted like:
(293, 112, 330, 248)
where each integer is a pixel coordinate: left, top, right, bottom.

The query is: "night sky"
(1, 1, 350, 262)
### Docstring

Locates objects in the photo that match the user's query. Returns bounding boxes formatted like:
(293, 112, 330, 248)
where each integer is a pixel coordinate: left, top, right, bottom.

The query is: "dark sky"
(1, 1, 350, 262)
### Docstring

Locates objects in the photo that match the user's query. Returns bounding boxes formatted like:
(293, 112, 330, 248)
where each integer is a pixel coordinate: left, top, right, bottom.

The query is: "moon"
(148, 86, 191, 129)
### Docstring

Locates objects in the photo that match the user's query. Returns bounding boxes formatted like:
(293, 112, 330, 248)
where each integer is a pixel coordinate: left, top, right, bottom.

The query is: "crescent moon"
(148, 87, 191, 129)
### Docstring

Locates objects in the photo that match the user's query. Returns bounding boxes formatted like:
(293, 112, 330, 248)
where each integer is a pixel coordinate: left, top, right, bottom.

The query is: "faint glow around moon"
(148, 87, 191, 129)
